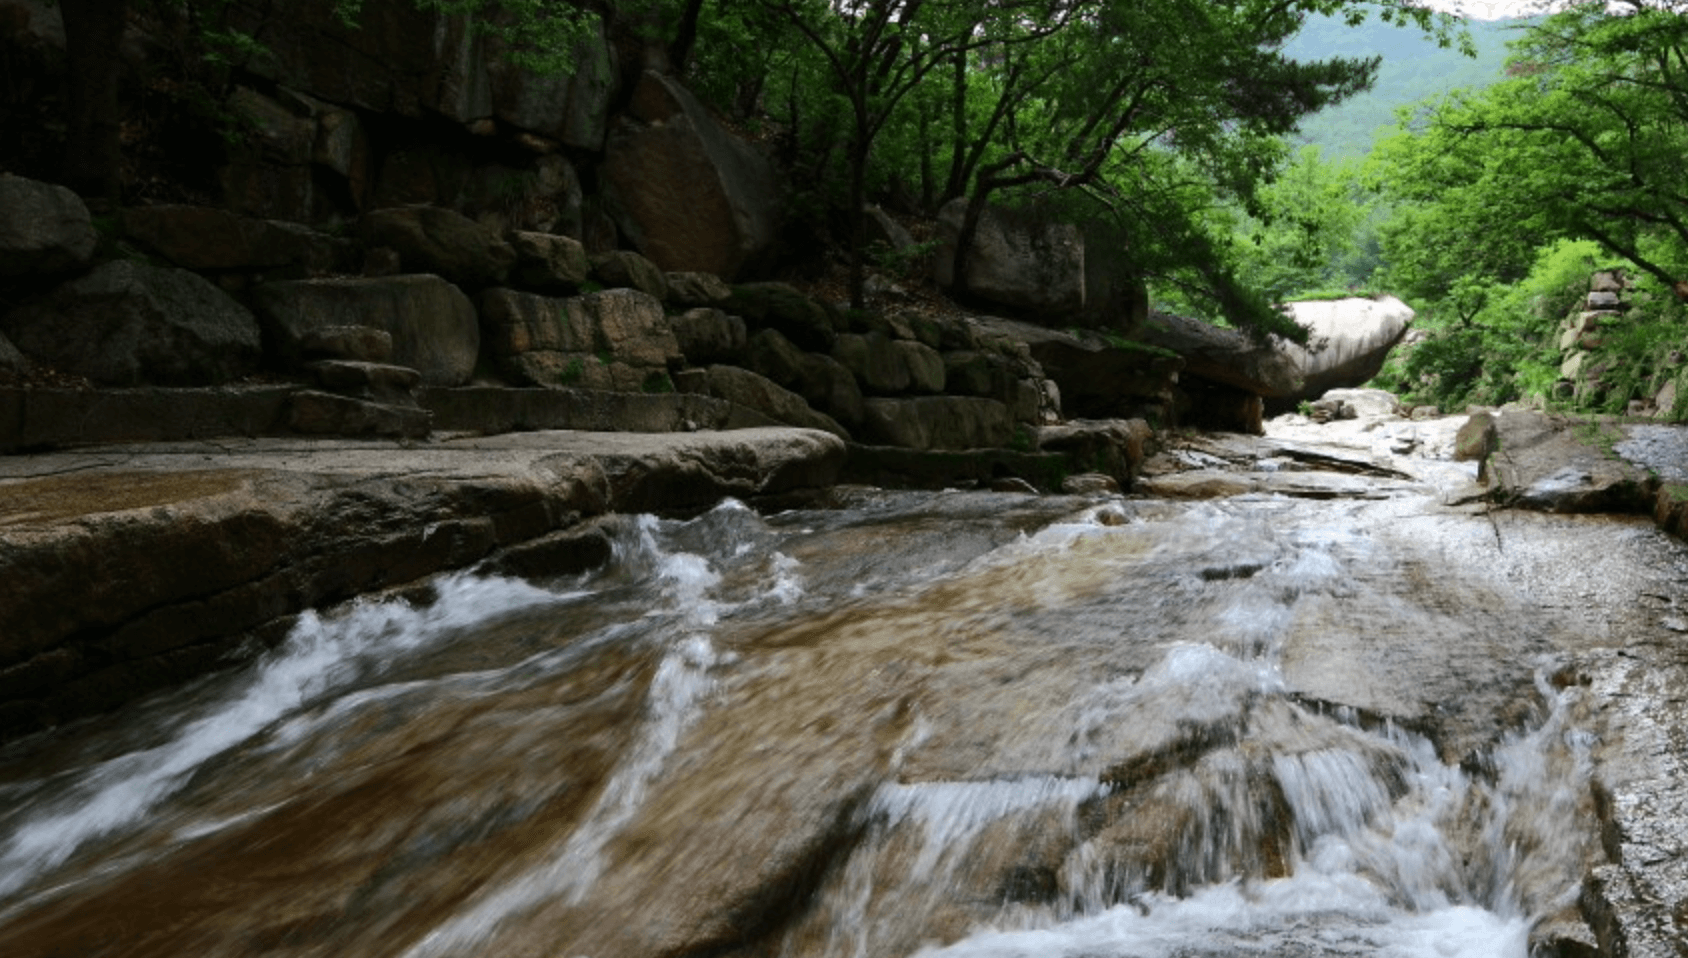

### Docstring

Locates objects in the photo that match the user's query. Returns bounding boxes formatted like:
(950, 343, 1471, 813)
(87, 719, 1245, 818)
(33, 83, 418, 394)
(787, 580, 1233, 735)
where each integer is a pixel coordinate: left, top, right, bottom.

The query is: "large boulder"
(479, 287, 680, 390)
(860, 396, 1014, 450)
(251, 274, 479, 386)
(969, 315, 1181, 422)
(234, 0, 617, 150)
(676, 365, 847, 438)
(1, 261, 261, 385)
(359, 206, 515, 288)
(506, 230, 590, 292)
(217, 86, 321, 222)
(484, 17, 618, 150)
(0, 174, 97, 280)
(1131, 310, 1299, 398)
(590, 249, 667, 301)
(600, 72, 780, 280)
(1277, 296, 1414, 401)
(121, 205, 353, 274)
(834, 331, 944, 397)
(932, 197, 1085, 316)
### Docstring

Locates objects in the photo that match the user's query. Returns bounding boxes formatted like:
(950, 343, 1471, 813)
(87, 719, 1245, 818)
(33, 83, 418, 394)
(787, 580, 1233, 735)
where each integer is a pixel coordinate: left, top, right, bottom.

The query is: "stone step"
(287, 390, 431, 439)
(299, 325, 394, 363)
(305, 360, 422, 404)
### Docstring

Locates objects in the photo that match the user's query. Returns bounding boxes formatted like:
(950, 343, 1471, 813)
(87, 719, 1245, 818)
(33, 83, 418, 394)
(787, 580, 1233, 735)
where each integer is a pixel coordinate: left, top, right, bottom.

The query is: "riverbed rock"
(1277, 296, 1414, 402)
(0, 427, 846, 739)
(251, 274, 479, 386)
(288, 389, 430, 438)
(358, 206, 515, 288)
(1482, 410, 1652, 512)
(0, 174, 97, 281)
(1317, 387, 1402, 420)
(1454, 411, 1499, 466)
(1037, 419, 1153, 490)
(1, 261, 262, 386)
(933, 197, 1085, 316)
(599, 71, 780, 280)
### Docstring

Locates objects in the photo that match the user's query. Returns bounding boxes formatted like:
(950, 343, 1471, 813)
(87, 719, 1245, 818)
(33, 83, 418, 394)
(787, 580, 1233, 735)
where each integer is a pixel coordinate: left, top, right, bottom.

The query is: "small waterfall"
(0, 491, 1623, 958)
(0, 573, 575, 905)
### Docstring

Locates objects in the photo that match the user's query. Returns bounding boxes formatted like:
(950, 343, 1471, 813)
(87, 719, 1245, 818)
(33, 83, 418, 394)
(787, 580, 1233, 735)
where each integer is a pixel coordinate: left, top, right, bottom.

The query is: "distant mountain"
(1283, 8, 1532, 159)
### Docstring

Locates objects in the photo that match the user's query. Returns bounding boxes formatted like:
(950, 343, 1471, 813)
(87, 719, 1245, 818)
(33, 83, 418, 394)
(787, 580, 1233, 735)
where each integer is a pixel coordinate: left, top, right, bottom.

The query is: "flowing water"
(0, 453, 1679, 958)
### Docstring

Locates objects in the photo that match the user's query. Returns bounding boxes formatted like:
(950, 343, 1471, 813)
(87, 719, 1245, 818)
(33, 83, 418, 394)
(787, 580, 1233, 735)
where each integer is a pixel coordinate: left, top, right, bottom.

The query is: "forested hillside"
(1284, 7, 1523, 157)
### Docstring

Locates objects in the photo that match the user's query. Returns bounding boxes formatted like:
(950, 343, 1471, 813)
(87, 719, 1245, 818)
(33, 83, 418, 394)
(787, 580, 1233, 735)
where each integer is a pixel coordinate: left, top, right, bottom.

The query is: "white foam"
(401, 632, 721, 958)
(914, 874, 1529, 958)
(0, 573, 570, 901)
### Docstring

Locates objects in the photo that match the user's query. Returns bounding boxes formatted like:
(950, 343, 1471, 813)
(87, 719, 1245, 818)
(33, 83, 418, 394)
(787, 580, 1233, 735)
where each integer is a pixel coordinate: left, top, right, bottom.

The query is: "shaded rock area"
(251, 273, 480, 386)
(600, 71, 780, 280)
(0, 174, 97, 280)
(0, 428, 846, 740)
(933, 198, 1086, 316)
(1, 261, 263, 386)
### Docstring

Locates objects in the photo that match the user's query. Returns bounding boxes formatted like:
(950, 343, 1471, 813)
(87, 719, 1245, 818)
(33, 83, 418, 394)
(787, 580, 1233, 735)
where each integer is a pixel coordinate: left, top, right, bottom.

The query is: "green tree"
(1373, 0, 1688, 296)
(942, 0, 1455, 339)
(739, 0, 1084, 309)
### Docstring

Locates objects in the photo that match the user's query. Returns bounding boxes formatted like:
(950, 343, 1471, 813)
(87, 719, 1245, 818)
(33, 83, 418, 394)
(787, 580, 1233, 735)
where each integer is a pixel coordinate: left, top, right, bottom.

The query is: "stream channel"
(2, 422, 1686, 957)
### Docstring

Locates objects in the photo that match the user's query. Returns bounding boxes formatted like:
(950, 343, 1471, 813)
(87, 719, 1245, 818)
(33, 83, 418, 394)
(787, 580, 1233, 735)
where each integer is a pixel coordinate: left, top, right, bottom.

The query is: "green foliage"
(1371, 238, 1604, 410)
(1225, 146, 1375, 301)
(558, 357, 585, 385)
(1360, 2, 1688, 415)
(641, 370, 675, 394)
(696, 0, 1456, 330)
(866, 239, 940, 281)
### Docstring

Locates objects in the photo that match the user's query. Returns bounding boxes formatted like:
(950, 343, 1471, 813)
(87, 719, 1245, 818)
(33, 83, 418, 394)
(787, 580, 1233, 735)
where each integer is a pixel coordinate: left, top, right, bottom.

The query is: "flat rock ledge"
(1474, 409, 1688, 540)
(0, 428, 844, 741)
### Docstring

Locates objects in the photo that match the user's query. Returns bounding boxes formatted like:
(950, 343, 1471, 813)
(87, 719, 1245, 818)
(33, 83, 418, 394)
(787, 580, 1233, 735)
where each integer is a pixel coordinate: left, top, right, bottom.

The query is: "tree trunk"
(847, 133, 869, 311)
(61, 0, 130, 203)
(668, 0, 706, 76)
(943, 50, 968, 202)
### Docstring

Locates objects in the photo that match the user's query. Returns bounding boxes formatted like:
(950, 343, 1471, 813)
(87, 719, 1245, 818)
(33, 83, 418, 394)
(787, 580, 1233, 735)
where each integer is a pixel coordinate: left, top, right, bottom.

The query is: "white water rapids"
(0, 471, 1678, 958)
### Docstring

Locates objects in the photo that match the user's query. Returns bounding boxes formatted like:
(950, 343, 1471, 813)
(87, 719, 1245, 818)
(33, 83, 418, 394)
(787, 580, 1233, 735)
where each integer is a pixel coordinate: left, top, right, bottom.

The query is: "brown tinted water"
(0, 486, 1678, 958)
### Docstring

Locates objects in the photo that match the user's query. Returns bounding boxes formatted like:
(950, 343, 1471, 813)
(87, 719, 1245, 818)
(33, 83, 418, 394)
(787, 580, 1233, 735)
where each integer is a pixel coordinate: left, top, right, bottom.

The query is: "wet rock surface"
(3, 389, 1688, 958)
(0, 428, 845, 739)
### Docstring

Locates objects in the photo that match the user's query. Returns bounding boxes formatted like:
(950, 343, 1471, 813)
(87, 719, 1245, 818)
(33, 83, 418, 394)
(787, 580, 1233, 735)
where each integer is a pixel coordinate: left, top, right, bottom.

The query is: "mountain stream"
(3, 424, 1686, 958)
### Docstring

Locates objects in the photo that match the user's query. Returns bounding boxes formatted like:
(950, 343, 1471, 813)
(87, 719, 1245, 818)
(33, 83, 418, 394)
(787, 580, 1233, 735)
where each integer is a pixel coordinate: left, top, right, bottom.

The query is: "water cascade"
(0, 469, 1674, 958)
